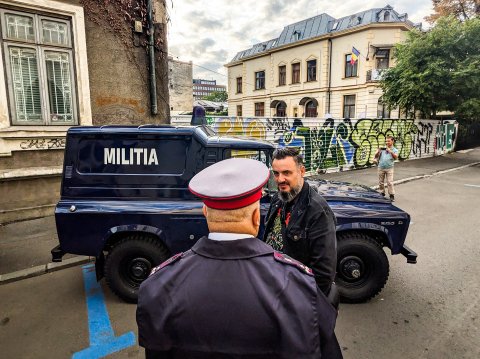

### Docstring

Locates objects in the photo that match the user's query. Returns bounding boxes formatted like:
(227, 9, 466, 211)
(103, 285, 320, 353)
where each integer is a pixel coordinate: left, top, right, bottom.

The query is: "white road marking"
(464, 184, 480, 188)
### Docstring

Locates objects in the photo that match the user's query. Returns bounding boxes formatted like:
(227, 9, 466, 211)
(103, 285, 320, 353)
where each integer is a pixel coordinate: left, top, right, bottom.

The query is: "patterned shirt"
(265, 208, 291, 252)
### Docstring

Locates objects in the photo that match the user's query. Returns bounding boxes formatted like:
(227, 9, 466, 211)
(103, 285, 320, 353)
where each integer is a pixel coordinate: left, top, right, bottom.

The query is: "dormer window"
(384, 11, 390, 21)
(348, 15, 362, 27)
(293, 30, 301, 41)
(332, 21, 339, 30)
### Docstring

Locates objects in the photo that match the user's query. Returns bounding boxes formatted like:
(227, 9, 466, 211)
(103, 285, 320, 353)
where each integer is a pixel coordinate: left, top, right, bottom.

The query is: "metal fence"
(171, 116, 458, 175)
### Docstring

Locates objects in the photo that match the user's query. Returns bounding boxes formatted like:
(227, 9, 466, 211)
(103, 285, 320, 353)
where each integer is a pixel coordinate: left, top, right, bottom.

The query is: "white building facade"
(226, 5, 419, 119)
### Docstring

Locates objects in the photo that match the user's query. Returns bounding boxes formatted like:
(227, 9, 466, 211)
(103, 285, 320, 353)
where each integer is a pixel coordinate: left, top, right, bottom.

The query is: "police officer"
(136, 158, 343, 359)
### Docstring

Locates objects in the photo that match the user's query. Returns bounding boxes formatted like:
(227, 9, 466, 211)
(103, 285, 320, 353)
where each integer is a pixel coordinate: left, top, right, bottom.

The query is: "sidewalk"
(1, 147, 479, 282)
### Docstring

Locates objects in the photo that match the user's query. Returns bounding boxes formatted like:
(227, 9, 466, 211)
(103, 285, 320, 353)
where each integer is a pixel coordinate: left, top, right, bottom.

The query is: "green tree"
(203, 90, 228, 102)
(425, 0, 479, 23)
(380, 16, 480, 121)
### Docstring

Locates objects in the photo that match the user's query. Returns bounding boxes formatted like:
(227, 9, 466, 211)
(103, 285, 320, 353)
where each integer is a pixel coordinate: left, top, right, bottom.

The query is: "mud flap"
(95, 252, 105, 281)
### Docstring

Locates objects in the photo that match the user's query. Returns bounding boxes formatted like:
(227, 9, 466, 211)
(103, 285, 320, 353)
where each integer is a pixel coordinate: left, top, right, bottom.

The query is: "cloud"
(184, 10, 223, 30)
(168, 0, 433, 85)
(199, 38, 215, 49)
(262, 0, 290, 14)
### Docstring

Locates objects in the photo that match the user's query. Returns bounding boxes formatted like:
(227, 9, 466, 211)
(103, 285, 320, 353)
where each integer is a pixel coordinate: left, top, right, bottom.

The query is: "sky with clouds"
(167, 0, 433, 86)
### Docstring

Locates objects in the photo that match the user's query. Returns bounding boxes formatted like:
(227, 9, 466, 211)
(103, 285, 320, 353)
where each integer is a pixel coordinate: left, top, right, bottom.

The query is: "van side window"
(77, 138, 188, 175)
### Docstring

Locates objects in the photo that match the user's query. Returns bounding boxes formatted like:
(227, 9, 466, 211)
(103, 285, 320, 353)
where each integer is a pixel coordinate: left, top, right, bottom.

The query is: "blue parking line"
(72, 264, 136, 359)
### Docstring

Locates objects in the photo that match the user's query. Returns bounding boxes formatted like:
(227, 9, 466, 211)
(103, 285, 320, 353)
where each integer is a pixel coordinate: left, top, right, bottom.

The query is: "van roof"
(67, 125, 275, 149)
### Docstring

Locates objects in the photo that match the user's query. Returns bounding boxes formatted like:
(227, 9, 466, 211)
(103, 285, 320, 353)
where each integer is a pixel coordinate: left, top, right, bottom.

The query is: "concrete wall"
(172, 115, 458, 174)
(168, 57, 193, 114)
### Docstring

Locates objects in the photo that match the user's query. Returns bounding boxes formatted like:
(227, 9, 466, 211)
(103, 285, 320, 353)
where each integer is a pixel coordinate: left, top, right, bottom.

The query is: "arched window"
(276, 102, 286, 117)
(384, 11, 390, 21)
(305, 100, 317, 118)
(377, 97, 391, 118)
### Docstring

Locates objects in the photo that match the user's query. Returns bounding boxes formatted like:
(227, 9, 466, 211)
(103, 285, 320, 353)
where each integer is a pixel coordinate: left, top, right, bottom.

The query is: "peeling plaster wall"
(168, 57, 193, 114)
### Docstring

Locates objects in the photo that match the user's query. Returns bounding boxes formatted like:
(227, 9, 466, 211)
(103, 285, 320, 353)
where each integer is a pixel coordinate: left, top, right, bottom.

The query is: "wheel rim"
(338, 255, 370, 286)
(121, 256, 153, 286)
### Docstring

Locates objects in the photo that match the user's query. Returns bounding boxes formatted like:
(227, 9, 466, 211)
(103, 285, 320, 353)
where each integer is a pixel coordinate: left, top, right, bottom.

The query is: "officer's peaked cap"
(189, 158, 269, 210)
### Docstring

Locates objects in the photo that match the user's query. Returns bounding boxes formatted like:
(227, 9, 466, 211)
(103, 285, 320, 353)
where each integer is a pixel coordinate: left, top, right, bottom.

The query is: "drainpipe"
(327, 38, 332, 114)
(147, 0, 158, 115)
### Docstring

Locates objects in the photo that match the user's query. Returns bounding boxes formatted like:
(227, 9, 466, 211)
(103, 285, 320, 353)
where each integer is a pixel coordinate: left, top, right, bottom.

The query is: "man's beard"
(278, 183, 302, 202)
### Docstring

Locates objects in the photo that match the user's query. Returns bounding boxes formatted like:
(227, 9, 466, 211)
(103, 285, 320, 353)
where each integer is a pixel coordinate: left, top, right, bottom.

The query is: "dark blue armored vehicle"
(52, 125, 417, 303)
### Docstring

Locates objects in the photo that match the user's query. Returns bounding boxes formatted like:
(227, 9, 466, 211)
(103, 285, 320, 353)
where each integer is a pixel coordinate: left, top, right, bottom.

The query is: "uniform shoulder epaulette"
(149, 252, 184, 277)
(273, 251, 313, 276)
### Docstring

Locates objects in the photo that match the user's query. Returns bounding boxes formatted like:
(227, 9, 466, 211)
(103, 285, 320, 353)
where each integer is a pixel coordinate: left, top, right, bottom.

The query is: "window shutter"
(45, 52, 74, 122)
(9, 47, 42, 122)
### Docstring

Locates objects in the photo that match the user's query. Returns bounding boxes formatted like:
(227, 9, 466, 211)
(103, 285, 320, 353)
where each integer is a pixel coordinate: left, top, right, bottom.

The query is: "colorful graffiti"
(171, 116, 457, 175)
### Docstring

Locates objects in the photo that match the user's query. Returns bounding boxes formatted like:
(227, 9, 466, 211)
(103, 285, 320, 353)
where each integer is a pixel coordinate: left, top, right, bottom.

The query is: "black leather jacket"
(263, 181, 337, 294)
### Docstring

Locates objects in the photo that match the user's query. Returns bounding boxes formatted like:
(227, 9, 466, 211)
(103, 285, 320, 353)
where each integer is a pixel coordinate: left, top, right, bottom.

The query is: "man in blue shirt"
(375, 136, 399, 201)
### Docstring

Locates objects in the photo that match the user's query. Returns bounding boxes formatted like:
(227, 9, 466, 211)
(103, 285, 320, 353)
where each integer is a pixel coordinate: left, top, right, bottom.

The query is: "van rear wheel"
(105, 234, 169, 303)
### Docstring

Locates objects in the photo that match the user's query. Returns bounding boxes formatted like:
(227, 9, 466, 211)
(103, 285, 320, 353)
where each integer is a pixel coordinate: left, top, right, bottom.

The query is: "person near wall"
(263, 147, 338, 300)
(374, 135, 399, 201)
(136, 157, 343, 359)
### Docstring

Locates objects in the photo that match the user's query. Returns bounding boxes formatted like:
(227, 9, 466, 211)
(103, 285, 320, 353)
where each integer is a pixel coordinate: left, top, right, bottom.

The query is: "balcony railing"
(366, 69, 386, 82)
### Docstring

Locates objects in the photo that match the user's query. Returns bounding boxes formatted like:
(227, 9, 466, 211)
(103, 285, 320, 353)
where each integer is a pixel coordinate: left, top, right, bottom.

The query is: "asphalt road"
(336, 164, 480, 359)
(1, 165, 479, 358)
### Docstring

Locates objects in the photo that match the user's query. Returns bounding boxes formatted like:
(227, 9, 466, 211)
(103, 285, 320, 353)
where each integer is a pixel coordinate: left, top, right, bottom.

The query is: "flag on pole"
(350, 47, 360, 65)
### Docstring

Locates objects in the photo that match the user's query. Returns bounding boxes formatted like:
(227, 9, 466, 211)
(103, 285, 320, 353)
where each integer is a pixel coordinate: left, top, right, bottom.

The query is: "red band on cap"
(203, 189, 262, 210)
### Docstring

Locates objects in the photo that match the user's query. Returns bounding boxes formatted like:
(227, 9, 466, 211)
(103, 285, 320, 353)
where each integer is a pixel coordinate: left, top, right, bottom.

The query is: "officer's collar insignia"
(149, 252, 183, 277)
(273, 251, 313, 276)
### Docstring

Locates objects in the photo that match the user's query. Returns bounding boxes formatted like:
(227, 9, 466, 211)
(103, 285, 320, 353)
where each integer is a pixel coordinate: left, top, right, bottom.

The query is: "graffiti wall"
(171, 116, 458, 174)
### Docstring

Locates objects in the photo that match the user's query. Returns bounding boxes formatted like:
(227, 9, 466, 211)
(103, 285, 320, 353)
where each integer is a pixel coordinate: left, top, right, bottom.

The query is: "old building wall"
(168, 57, 193, 114)
(85, 0, 170, 125)
(0, 0, 170, 223)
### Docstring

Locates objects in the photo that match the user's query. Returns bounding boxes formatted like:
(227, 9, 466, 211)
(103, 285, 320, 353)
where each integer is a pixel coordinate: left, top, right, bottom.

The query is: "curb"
(0, 256, 94, 285)
(371, 161, 480, 190)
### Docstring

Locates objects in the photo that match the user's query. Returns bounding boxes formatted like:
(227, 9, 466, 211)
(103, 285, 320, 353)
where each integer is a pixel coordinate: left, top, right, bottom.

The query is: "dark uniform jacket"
(263, 181, 337, 295)
(137, 236, 343, 359)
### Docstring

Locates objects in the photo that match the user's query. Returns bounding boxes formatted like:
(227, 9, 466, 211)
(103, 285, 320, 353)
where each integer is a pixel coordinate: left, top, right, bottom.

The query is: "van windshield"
(223, 148, 277, 195)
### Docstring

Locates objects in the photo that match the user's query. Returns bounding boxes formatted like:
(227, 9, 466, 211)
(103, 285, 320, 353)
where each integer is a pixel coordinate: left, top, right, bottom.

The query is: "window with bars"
(345, 54, 358, 78)
(254, 102, 264, 116)
(291, 63, 300, 84)
(255, 71, 265, 90)
(1, 9, 76, 125)
(343, 95, 356, 118)
(278, 65, 286, 86)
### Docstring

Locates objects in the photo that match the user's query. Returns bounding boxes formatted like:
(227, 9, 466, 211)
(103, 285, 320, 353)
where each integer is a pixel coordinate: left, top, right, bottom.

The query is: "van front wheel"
(104, 235, 169, 303)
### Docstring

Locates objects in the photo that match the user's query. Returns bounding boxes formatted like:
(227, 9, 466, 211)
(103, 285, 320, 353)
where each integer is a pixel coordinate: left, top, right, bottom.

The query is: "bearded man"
(263, 147, 337, 296)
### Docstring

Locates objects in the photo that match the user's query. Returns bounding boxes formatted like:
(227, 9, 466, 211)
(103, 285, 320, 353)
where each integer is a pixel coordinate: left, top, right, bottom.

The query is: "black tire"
(336, 232, 389, 303)
(104, 234, 169, 303)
